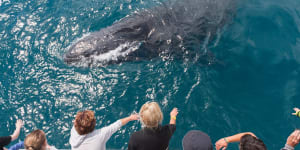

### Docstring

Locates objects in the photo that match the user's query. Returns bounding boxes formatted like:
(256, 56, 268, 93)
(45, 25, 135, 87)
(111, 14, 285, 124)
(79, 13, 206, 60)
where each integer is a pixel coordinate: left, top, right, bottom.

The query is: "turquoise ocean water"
(1, 0, 300, 149)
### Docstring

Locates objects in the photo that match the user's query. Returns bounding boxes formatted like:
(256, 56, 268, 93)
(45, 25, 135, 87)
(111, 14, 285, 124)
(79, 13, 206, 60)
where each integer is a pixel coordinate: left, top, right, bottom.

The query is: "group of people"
(1, 103, 300, 150)
(0, 120, 59, 150)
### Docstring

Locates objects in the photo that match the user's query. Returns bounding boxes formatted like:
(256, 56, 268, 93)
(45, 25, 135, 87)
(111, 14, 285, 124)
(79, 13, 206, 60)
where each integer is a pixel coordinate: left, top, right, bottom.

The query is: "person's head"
(139, 101, 163, 128)
(74, 110, 96, 135)
(182, 130, 213, 150)
(239, 134, 267, 150)
(24, 129, 47, 150)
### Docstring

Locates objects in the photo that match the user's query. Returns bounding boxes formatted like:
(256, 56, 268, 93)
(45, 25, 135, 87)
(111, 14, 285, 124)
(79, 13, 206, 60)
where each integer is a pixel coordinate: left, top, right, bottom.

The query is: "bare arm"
(215, 132, 256, 150)
(169, 108, 178, 125)
(101, 114, 139, 142)
(120, 114, 139, 126)
(10, 120, 23, 141)
(226, 132, 256, 143)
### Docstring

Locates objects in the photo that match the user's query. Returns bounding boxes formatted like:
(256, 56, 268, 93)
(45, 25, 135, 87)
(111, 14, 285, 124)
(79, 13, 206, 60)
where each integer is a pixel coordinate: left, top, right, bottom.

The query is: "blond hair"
(139, 102, 163, 128)
(24, 129, 46, 150)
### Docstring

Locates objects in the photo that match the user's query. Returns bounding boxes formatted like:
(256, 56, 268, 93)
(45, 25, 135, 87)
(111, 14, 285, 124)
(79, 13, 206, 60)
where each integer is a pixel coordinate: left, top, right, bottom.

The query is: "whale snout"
(64, 40, 96, 64)
(64, 32, 142, 66)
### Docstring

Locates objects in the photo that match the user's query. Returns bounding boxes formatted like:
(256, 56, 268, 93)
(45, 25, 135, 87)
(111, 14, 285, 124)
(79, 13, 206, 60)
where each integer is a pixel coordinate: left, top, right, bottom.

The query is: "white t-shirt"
(69, 120, 122, 150)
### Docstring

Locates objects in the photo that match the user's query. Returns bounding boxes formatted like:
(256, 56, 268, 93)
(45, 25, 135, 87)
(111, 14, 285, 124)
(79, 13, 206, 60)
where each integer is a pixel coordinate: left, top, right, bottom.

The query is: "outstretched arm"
(215, 132, 256, 150)
(169, 108, 178, 125)
(102, 114, 139, 142)
(10, 120, 23, 141)
(120, 114, 139, 126)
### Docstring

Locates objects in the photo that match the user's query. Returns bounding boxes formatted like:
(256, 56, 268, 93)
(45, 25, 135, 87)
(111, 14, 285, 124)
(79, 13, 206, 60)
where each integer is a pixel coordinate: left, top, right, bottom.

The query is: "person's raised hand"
(170, 108, 178, 117)
(129, 114, 139, 121)
(15, 120, 23, 129)
(292, 108, 300, 116)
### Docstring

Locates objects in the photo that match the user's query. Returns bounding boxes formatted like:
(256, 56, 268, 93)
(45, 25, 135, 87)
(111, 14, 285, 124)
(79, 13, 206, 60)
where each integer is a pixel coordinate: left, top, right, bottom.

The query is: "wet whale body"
(64, 0, 235, 67)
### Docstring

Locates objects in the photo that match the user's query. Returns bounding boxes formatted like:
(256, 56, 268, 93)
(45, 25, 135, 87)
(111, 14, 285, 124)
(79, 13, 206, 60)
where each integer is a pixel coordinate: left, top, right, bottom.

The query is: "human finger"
(131, 114, 140, 120)
(291, 130, 300, 143)
(296, 131, 300, 141)
(16, 120, 23, 126)
(173, 108, 178, 112)
(171, 108, 178, 115)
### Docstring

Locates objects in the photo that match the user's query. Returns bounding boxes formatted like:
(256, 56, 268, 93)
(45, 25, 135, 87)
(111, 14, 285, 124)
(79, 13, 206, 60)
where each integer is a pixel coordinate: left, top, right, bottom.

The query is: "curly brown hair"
(74, 110, 96, 135)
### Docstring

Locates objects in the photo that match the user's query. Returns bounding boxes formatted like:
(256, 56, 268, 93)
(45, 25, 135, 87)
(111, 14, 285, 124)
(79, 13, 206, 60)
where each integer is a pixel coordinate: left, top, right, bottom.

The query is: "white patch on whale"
(92, 41, 141, 64)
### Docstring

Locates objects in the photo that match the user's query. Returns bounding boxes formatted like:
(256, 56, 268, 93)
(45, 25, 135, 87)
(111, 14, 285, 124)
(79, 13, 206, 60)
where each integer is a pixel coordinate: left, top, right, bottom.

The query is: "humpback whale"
(64, 0, 235, 67)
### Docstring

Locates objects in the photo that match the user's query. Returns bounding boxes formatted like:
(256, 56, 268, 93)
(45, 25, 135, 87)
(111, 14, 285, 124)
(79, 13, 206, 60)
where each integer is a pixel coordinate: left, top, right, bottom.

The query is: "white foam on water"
(0, 0, 10, 7)
(0, 13, 9, 21)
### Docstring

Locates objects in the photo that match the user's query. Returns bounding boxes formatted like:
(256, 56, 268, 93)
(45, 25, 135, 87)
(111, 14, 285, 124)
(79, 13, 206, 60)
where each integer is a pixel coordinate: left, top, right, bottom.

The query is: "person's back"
(69, 119, 122, 150)
(69, 110, 138, 150)
(128, 102, 178, 150)
(129, 124, 176, 150)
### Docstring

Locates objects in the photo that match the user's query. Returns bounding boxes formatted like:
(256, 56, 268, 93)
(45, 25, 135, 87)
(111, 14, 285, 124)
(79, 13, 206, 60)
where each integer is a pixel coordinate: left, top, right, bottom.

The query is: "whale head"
(64, 18, 153, 67)
(64, 28, 150, 67)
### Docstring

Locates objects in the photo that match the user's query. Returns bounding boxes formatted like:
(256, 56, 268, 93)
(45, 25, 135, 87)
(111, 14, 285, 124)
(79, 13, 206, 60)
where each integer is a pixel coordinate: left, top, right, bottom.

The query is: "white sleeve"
(49, 146, 58, 150)
(281, 144, 295, 150)
(100, 120, 122, 142)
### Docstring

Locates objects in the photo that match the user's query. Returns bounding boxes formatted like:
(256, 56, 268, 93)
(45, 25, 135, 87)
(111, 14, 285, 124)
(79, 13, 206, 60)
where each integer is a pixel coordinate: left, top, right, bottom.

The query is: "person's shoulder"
(161, 124, 176, 133)
(51, 146, 59, 150)
(0, 136, 12, 148)
(133, 129, 143, 135)
(0, 136, 12, 142)
(162, 124, 176, 129)
(130, 130, 144, 138)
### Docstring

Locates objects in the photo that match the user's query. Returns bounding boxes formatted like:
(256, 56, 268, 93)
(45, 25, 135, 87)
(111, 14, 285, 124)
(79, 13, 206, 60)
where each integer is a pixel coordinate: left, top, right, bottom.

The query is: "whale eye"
(83, 51, 91, 57)
(133, 25, 141, 30)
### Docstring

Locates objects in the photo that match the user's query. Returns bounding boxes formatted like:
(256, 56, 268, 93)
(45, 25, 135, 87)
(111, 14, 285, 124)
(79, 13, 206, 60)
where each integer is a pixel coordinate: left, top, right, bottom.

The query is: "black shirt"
(128, 124, 176, 150)
(0, 136, 11, 150)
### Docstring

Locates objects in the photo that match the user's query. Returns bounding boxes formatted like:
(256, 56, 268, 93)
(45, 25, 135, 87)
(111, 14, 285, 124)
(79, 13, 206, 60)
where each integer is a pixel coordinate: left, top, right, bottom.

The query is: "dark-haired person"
(281, 130, 300, 150)
(215, 132, 267, 150)
(24, 129, 57, 150)
(182, 130, 213, 150)
(0, 120, 23, 150)
(292, 108, 300, 118)
(69, 110, 139, 150)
